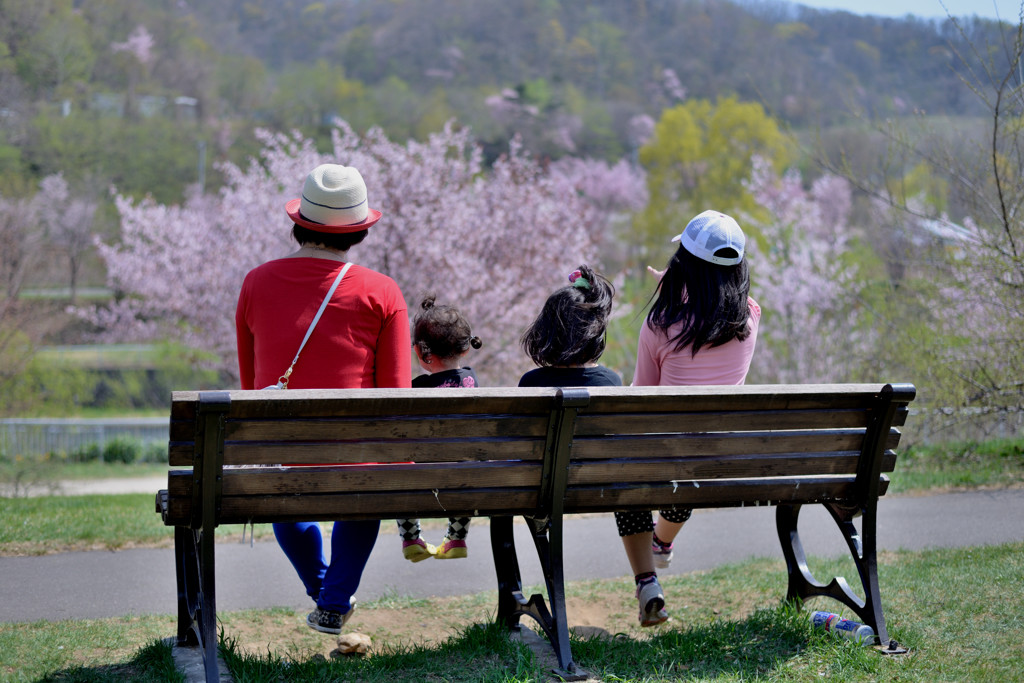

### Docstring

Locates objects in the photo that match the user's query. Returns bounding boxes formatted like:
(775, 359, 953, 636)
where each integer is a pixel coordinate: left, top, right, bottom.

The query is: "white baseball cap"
(671, 210, 746, 266)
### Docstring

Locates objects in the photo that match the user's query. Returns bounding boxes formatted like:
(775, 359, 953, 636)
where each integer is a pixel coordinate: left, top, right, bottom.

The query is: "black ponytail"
(521, 264, 615, 367)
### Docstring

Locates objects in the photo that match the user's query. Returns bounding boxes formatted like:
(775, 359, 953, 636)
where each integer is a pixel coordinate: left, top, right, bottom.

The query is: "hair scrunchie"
(568, 269, 590, 289)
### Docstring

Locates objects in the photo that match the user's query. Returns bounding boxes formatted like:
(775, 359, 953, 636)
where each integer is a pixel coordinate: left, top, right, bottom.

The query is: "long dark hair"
(648, 246, 751, 356)
(521, 264, 615, 367)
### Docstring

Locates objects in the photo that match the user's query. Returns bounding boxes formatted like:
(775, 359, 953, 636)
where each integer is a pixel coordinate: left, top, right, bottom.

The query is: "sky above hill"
(792, 0, 1020, 20)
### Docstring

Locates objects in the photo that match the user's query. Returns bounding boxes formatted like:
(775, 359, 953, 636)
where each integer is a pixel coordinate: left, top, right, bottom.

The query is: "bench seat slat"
(169, 443, 193, 466)
(162, 489, 541, 526)
(563, 475, 891, 512)
(566, 451, 898, 484)
(217, 489, 540, 524)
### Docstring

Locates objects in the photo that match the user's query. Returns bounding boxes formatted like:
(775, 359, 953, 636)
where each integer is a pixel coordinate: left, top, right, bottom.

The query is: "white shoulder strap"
(275, 262, 353, 388)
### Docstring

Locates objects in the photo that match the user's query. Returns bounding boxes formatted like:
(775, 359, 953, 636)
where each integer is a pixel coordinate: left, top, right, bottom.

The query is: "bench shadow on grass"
(570, 607, 811, 680)
(34, 639, 184, 683)
(213, 608, 811, 682)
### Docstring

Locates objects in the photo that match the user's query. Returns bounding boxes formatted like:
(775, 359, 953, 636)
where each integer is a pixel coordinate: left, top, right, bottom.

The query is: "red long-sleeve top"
(235, 257, 411, 390)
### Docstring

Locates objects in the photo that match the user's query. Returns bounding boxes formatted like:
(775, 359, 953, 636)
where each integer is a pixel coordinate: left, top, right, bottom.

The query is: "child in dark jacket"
(518, 265, 667, 627)
(398, 295, 483, 561)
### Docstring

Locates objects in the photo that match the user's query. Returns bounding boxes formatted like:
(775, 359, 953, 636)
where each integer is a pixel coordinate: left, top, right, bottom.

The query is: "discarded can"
(810, 610, 838, 630)
(809, 611, 876, 645)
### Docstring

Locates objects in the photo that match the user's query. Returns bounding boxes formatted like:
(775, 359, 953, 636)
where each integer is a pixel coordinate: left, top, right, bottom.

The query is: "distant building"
(915, 217, 977, 257)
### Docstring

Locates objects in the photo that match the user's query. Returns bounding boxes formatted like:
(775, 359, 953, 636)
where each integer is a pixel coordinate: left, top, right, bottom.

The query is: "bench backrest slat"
(221, 438, 545, 465)
(226, 414, 550, 441)
(575, 409, 872, 434)
(569, 429, 901, 459)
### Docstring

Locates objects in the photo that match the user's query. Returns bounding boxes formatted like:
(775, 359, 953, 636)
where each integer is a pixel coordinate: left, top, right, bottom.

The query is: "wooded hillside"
(0, 0, 1010, 201)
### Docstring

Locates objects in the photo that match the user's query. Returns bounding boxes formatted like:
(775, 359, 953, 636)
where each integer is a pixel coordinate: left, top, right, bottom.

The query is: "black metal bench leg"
(489, 516, 585, 680)
(174, 524, 221, 679)
(530, 512, 583, 679)
(199, 527, 219, 681)
(490, 515, 526, 628)
(777, 503, 887, 645)
(828, 500, 889, 643)
(174, 526, 200, 646)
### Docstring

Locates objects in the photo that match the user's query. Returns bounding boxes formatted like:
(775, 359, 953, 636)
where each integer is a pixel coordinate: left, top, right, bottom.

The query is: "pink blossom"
(111, 25, 154, 67)
(82, 121, 645, 385)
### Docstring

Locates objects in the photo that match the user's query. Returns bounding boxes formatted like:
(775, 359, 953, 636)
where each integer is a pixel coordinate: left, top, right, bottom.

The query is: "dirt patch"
(217, 590, 642, 673)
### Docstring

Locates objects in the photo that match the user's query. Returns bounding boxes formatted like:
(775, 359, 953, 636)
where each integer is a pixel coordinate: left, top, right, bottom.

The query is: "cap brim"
(286, 198, 382, 233)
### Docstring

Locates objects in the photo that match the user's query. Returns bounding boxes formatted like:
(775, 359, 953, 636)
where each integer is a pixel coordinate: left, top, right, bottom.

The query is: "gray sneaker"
(307, 599, 356, 634)
(636, 578, 669, 627)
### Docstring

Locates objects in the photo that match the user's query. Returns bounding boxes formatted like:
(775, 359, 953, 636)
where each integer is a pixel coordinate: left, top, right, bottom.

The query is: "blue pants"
(273, 519, 380, 613)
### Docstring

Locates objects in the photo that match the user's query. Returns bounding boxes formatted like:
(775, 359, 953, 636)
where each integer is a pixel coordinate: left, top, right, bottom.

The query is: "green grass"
(4, 542, 1022, 682)
(0, 615, 180, 683)
(0, 493, 275, 555)
(0, 494, 176, 554)
(888, 437, 1024, 493)
(21, 462, 169, 481)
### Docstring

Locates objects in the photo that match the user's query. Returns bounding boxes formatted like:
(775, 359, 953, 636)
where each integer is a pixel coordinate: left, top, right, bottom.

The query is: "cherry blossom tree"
(37, 174, 97, 304)
(742, 156, 873, 384)
(84, 120, 647, 386)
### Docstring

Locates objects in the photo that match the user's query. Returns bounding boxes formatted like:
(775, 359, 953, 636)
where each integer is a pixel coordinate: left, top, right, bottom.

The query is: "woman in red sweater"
(235, 164, 411, 635)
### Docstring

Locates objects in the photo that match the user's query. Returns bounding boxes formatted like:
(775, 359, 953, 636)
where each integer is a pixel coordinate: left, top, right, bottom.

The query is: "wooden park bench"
(156, 382, 915, 681)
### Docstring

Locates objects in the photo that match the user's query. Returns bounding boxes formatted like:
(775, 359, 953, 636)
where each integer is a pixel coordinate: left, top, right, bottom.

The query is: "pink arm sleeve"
(631, 322, 662, 387)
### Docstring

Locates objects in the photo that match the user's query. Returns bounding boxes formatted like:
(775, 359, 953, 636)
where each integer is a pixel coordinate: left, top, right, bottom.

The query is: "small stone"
(331, 632, 371, 657)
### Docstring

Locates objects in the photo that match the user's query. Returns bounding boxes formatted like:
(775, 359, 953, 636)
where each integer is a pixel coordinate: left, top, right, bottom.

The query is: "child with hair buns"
(397, 295, 483, 562)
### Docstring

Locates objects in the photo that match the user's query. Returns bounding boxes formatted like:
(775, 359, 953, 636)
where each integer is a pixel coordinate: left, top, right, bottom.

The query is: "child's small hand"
(646, 265, 665, 280)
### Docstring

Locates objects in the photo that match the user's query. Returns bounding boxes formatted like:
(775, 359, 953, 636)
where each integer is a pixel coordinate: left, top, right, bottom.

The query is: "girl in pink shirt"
(619, 210, 760, 627)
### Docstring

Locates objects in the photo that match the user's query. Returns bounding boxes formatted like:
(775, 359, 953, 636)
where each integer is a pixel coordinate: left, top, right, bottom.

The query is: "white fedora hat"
(285, 164, 382, 233)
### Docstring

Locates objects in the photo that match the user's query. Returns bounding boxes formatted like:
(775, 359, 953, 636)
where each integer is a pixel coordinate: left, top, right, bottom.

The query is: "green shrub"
(139, 441, 167, 463)
(69, 442, 102, 463)
(101, 436, 141, 464)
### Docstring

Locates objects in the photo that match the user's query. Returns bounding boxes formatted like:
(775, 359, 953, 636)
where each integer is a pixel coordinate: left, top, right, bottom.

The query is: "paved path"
(2, 486, 1023, 623)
